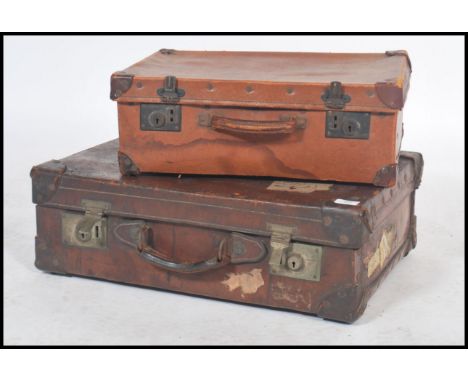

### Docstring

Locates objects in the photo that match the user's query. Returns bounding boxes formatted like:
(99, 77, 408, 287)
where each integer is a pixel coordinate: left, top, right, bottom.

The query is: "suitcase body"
(31, 140, 422, 323)
(112, 50, 411, 186)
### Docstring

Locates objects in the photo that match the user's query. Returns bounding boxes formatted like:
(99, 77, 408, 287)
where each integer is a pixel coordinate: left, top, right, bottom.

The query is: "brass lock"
(62, 200, 110, 249)
(268, 224, 322, 281)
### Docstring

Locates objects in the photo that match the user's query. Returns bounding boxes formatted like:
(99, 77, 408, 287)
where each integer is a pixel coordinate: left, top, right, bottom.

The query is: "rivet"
(339, 234, 349, 244)
(367, 90, 375, 97)
(323, 216, 333, 226)
(287, 87, 295, 95)
(207, 83, 215, 92)
(136, 81, 143, 89)
(245, 85, 254, 94)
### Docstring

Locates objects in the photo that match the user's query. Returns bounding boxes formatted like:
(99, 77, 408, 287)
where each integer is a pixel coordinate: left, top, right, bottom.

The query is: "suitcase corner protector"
(118, 151, 140, 176)
(372, 163, 397, 187)
(320, 205, 366, 249)
(110, 71, 134, 100)
(375, 81, 405, 109)
(400, 151, 424, 189)
(316, 284, 366, 323)
(30, 160, 67, 204)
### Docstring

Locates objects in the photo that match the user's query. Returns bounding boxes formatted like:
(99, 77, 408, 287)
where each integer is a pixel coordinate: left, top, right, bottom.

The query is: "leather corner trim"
(375, 82, 405, 109)
(118, 151, 140, 176)
(385, 50, 412, 72)
(110, 71, 134, 100)
(399, 151, 424, 189)
(372, 163, 397, 187)
(321, 204, 365, 249)
(316, 284, 365, 323)
(30, 160, 67, 204)
(159, 48, 176, 55)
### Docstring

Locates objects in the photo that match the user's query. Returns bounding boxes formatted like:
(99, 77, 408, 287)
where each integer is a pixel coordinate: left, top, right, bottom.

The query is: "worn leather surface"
(113, 50, 410, 184)
(114, 50, 411, 110)
(118, 104, 402, 185)
(32, 141, 421, 322)
(124, 50, 408, 85)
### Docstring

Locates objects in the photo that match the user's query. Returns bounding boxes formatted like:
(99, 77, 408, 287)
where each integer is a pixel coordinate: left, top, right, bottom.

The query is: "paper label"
(367, 226, 397, 278)
(334, 198, 360, 206)
(267, 181, 332, 193)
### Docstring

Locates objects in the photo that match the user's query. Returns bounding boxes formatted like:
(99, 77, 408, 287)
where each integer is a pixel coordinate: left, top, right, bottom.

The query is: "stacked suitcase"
(31, 49, 423, 323)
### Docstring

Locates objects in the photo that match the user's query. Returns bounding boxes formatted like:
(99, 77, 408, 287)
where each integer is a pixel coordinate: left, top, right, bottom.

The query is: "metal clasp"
(62, 200, 110, 249)
(321, 81, 351, 109)
(268, 224, 323, 281)
(157, 76, 185, 102)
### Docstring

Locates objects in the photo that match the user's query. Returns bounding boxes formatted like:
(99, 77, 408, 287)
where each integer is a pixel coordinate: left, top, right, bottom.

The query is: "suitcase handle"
(198, 113, 306, 134)
(114, 223, 267, 274)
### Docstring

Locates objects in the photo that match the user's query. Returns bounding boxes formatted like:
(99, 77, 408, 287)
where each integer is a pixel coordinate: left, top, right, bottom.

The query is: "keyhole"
(170, 109, 174, 122)
(95, 225, 100, 238)
(333, 115, 338, 129)
(149, 111, 166, 128)
(287, 255, 303, 271)
(80, 232, 86, 240)
(342, 119, 360, 136)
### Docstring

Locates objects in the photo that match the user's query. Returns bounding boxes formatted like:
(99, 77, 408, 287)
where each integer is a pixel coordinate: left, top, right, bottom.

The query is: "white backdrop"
(4, 35, 465, 345)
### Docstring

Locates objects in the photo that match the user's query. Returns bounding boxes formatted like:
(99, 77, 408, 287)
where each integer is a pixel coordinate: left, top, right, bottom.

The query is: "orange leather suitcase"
(111, 50, 412, 186)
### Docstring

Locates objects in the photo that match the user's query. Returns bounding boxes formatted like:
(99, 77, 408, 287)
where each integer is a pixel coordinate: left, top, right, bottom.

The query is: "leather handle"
(198, 113, 306, 135)
(114, 222, 267, 274)
(138, 225, 228, 273)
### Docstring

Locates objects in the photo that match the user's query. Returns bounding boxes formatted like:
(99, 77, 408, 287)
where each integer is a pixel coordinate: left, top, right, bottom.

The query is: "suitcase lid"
(31, 140, 422, 250)
(111, 50, 412, 111)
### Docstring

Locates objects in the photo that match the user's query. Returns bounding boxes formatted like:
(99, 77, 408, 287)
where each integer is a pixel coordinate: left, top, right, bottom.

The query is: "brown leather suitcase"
(111, 49, 411, 186)
(31, 140, 422, 323)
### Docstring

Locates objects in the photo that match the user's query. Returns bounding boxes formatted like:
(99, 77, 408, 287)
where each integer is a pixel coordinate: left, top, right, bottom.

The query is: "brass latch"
(268, 224, 323, 281)
(62, 200, 110, 249)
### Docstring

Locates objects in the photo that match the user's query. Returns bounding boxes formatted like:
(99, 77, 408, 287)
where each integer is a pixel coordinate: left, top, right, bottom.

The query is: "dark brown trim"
(118, 151, 140, 176)
(375, 82, 405, 110)
(372, 163, 398, 187)
(30, 160, 67, 204)
(321, 205, 366, 249)
(400, 151, 424, 189)
(316, 284, 365, 323)
(385, 50, 412, 72)
(110, 71, 134, 100)
(159, 48, 176, 55)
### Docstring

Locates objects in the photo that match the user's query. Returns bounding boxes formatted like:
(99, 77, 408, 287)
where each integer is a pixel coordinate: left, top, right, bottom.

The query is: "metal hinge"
(62, 200, 110, 249)
(321, 81, 351, 109)
(157, 76, 185, 102)
(268, 224, 323, 281)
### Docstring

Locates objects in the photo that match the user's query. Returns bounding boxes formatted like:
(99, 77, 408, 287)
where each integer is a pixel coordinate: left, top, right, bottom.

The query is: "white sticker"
(334, 198, 360, 206)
